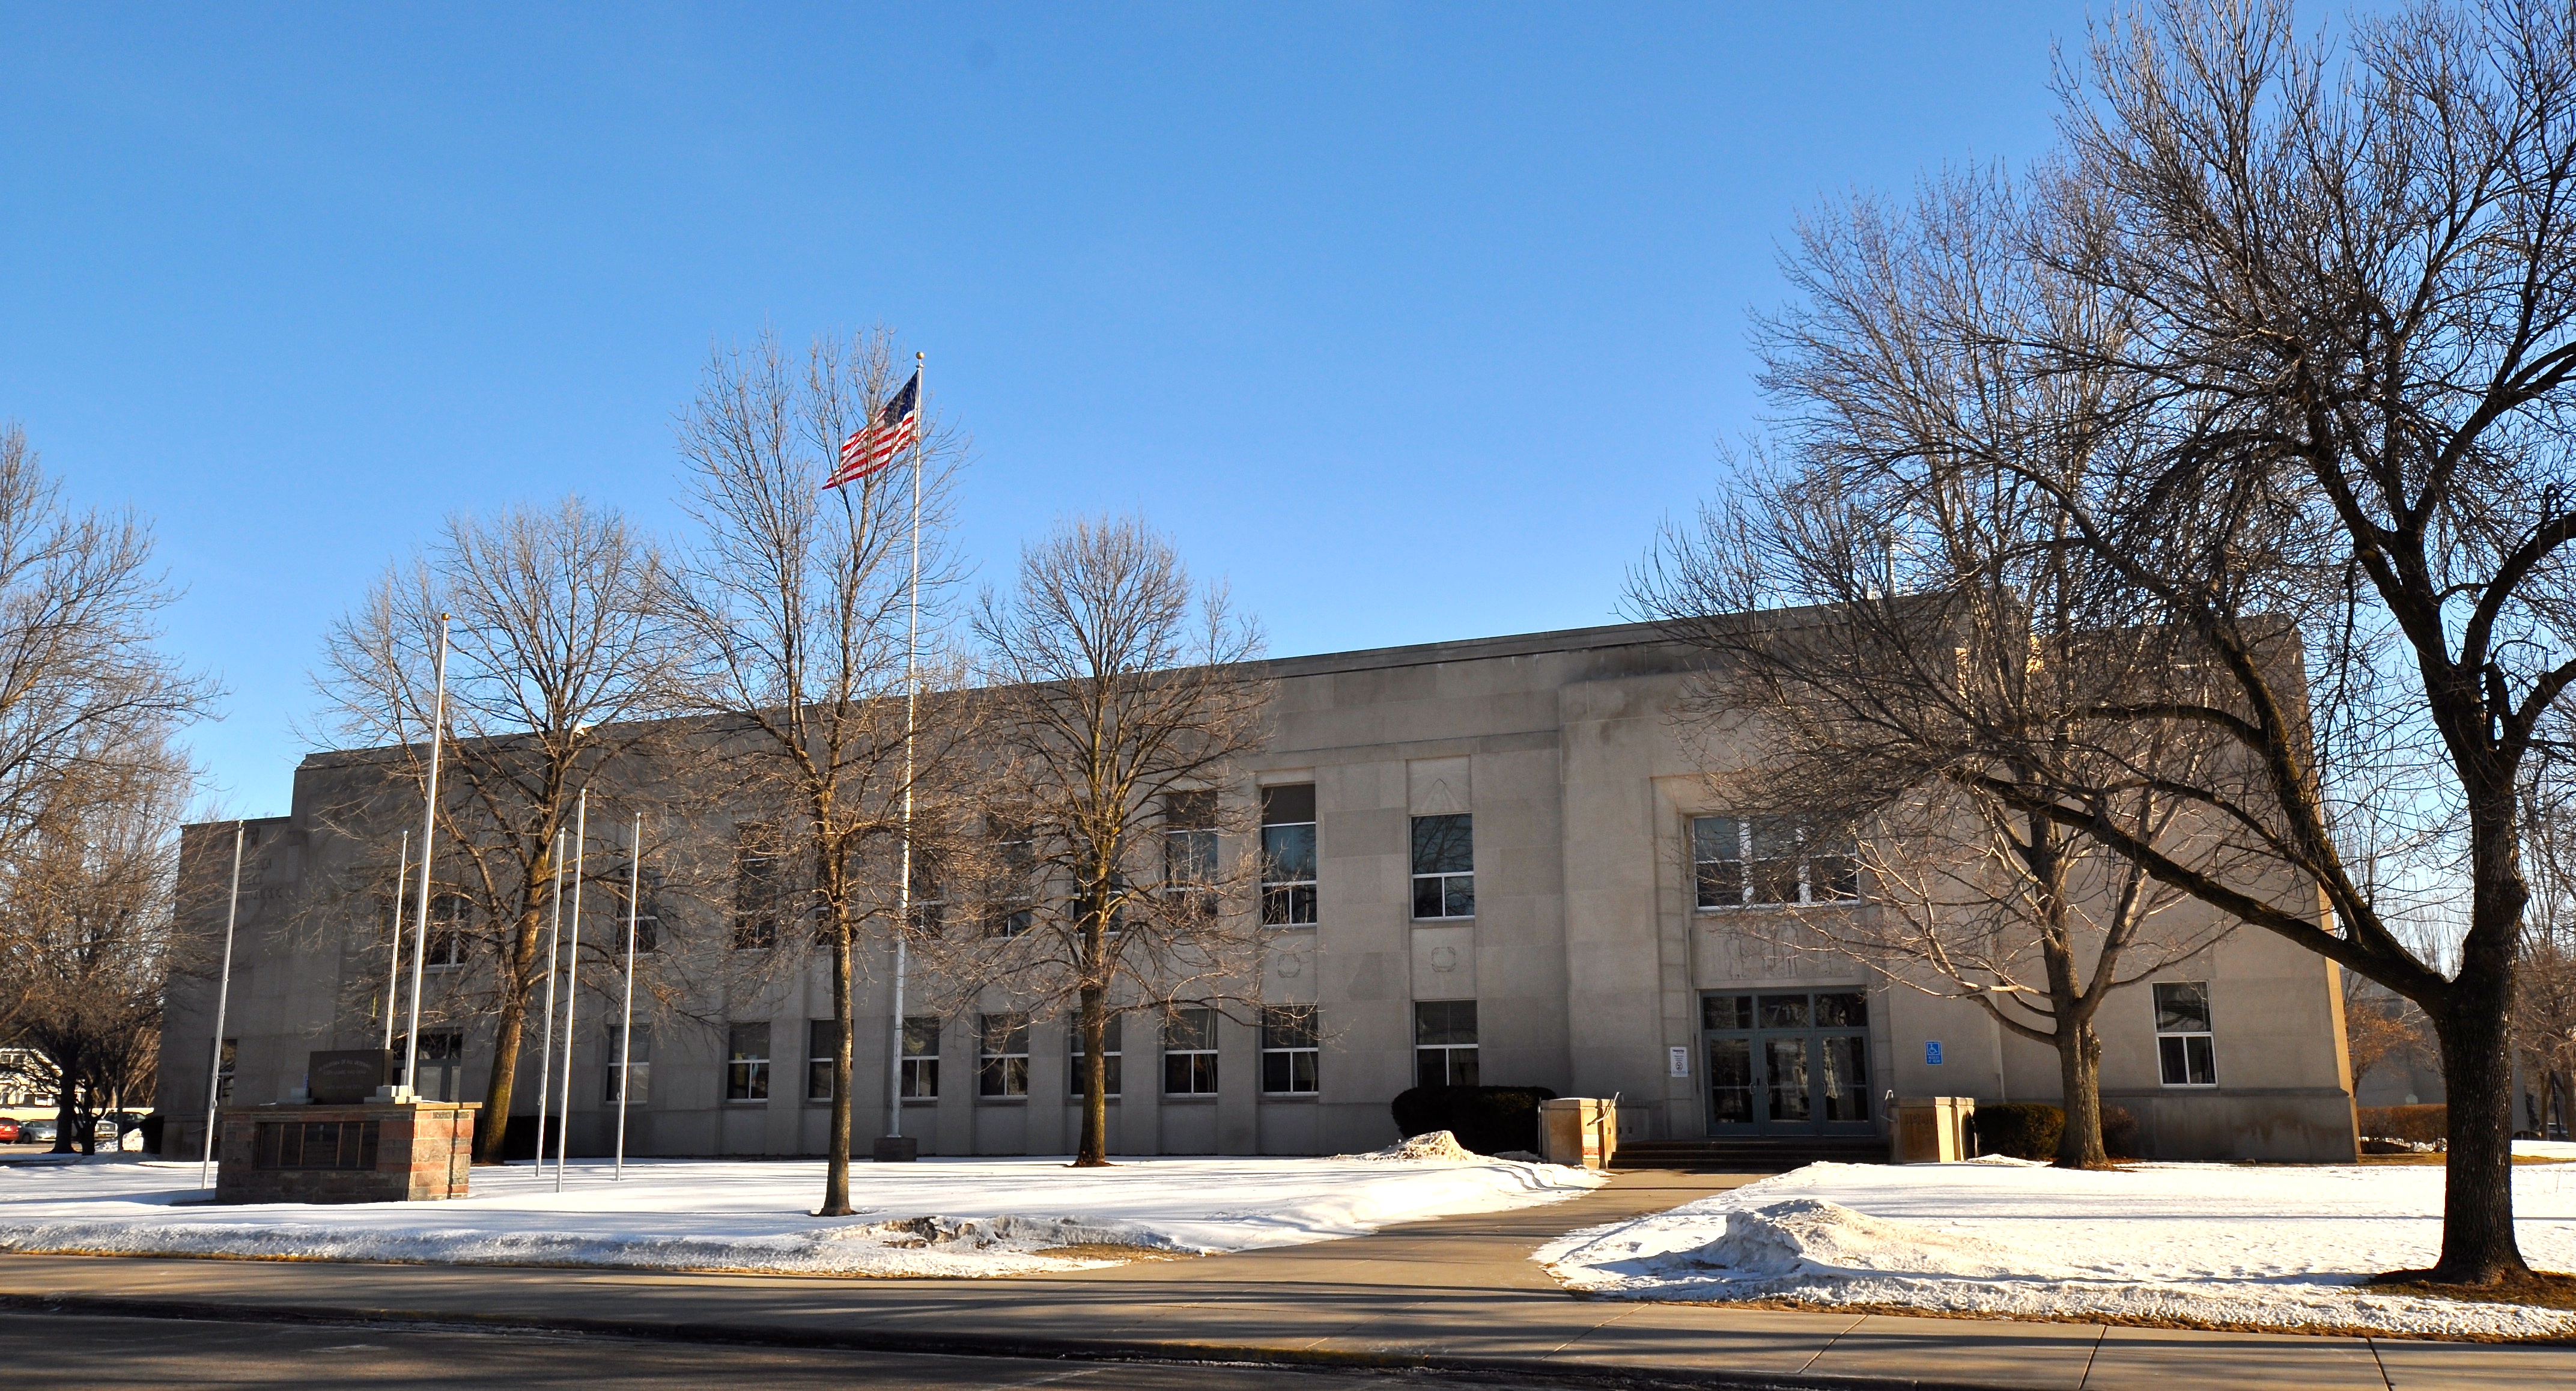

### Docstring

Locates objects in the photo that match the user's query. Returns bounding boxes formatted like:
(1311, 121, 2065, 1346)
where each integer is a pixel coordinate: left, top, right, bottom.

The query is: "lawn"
(1537, 1154, 2576, 1339)
(0, 1138, 1600, 1277)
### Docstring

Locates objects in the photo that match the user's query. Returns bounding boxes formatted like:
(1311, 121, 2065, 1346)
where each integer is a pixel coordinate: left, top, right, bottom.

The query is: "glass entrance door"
(1703, 990, 1873, 1135)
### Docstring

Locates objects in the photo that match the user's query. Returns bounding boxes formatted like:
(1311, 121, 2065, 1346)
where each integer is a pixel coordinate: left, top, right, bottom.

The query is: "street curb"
(0, 1289, 2032, 1391)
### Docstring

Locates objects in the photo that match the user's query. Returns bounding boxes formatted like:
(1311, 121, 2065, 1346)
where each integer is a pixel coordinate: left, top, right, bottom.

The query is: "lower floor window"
(980, 1012, 1030, 1097)
(901, 1016, 940, 1098)
(1163, 1006, 1218, 1095)
(1260, 1006, 1319, 1094)
(806, 1019, 837, 1101)
(1414, 1000, 1478, 1088)
(603, 1024, 652, 1105)
(2154, 981, 2217, 1086)
(1069, 1015, 1123, 1097)
(726, 1022, 770, 1101)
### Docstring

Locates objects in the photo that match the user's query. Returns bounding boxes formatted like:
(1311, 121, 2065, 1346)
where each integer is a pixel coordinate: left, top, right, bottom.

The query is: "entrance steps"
(1611, 1136, 1887, 1172)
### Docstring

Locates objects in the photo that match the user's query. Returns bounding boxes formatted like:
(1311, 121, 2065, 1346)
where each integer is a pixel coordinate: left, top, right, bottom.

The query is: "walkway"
(0, 1167, 2567, 1390)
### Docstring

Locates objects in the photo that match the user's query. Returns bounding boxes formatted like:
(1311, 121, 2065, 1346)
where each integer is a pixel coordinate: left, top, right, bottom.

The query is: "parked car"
(17, 1119, 55, 1145)
(0, 1118, 21, 1143)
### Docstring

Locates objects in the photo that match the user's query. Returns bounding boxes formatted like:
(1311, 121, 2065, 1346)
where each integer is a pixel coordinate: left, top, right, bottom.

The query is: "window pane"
(2186, 1034, 2217, 1086)
(806, 1019, 836, 1101)
(1260, 1006, 1318, 1049)
(1820, 1034, 1870, 1121)
(1702, 994, 1754, 1030)
(1450, 1047, 1479, 1087)
(1708, 1038, 1754, 1123)
(1814, 991, 1868, 1027)
(1414, 1000, 1478, 1046)
(1162, 1006, 1215, 1052)
(1411, 876, 1445, 919)
(1261, 784, 1316, 824)
(1410, 815, 1473, 875)
(1261, 823, 1317, 883)
(2158, 1034, 2190, 1086)
(902, 1017, 939, 1056)
(1690, 816, 1742, 865)
(2154, 982, 2211, 1033)
(1766, 1038, 1811, 1121)
(1758, 994, 1811, 1029)
(1441, 875, 1476, 918)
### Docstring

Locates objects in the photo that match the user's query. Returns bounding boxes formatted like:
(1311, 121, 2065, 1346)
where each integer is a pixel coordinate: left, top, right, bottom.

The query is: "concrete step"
(1611, 1137, 1886, 1171)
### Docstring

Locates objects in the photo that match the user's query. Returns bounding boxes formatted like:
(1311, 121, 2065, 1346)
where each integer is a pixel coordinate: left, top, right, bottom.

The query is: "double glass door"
(1703, 990, 1873, 1134)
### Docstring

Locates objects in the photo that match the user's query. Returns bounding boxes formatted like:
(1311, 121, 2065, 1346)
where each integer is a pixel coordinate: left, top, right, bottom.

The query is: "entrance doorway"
(1703, 990, 1873, 1135)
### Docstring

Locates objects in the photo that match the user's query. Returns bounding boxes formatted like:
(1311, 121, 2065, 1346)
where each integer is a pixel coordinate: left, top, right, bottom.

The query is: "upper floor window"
(726, 1022, 770, 1101)
(1410, 814, 1474, 920)
(2154, 981, 2217, 1086)
(1163, 791, 1220, 919)
(1691, 815, 1858, 909)
(612, 868, 661, 954)
(1261, 785, 1318, 927)
(905, 853, 946, 937)
(424, 893, 470, 969)
(732, 823, 782, 949)
(986, 820, 1035, 937)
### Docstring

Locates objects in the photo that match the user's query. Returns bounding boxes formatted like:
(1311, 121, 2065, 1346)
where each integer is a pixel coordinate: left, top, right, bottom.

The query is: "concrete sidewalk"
(0, 1167, 2568, 1390)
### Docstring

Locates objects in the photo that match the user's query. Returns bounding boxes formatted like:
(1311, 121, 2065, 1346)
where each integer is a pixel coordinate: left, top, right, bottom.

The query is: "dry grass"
(2368, 1268, 2576, 1313)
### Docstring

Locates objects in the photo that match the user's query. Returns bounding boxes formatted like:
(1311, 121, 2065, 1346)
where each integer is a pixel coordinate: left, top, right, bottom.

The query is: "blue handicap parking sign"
(1925, 1040, 1944, 1065)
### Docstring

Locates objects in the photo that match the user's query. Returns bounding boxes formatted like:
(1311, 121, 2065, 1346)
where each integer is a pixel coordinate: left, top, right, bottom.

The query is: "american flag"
(824, 370, 920, 490)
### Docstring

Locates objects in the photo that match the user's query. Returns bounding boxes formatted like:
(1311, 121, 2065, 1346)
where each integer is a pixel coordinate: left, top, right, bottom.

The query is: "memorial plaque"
(308, 1050, 393, 1105)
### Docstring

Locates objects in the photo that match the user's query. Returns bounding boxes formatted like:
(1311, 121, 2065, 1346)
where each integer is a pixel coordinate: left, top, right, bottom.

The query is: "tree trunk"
(821, 912, 855, 1216)
(2425, 999, 2531, 1283)
(49, 1068, 79, 1155)
(1077, 984, 1109, 1166)
(2053, 1020, 2108, 1169)
(472, 902, 547, 1164)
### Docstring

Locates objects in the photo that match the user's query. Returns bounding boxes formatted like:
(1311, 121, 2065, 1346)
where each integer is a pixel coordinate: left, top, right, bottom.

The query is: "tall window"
(906, 854, 946, 937)
(1069, 1015, 1123, 1097)
(1162, 1007, 1219, 1095)
(1410, 814, 1474, 920)
(1414, 1000, 1479, 1088)
(1691, 816, 1859, 909)
(732, 823, 781, 949)
(806, 1019, 839, 1101)
(2154, 982, 2217, 1086)
(612, 868, 661, 954)
(424, 893, 470, 969)
(986, 821, 1034, 937)
(900, 1017, 940, 1098)
(1260, 1006, 1319, 1095)
(604, 1024, 652, 1105)
(1163, 791, 1220, 918)
(978, 1013, 1030, 1097)
(726, 1022, 770, 1101)
(1261, 785, 1319, 927)
(215, 1038, 237, 1106)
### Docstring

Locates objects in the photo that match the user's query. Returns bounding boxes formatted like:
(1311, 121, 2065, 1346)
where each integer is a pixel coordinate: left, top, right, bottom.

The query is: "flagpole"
(615, 814, 642, 1179)
(887, 351, 923, 1145)
(556, 787, 586, 1190)
(401, 615, 452, 1099)
(533, 828, 564, 1170)
(198, 821, 245, 1188)
(381, 830, 407, 1053)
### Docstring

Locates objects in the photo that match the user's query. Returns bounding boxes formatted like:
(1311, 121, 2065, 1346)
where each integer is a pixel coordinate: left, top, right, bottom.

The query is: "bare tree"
(672, 327, 970, 1217)
(946, 516, 1271, 1168)
(314, 496, 680, 1161)
(0, 424, 214, 855)
(0, 724, 191, 1154)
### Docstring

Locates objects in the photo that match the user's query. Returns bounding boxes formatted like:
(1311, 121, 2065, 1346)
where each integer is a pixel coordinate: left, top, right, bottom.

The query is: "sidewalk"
(0, 1167, 2568, 1390)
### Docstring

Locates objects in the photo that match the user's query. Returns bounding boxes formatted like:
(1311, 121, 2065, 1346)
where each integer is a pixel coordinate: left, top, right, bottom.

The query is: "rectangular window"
(1409, 814, 1474, 920)
(906, 854, 946, 937)
(1259, 1006, 1319, 1095)
(900, 1016, 940, 1099)
(1691, 816, 1861, 909)
(806, 1018, 838, 1102)
(1260, 785, 1319, 927)
(612, 868, 661, 954)
(1163, 791, 1220, 919)
(2154, 981, 2217, 1086)
(987, 822, 1035, 937)
(424, 893, 469, 969)
(1068, 1014, 1123, 1097)
(604, 1024, 652, 1105)
(1162, 1006, 1219, 1095)
(1414, 1000, 1480, 1088)
(726, 1022, 771, 1101)
(732, 824, 781, 949)
(215, 1038, 237, 1107)
(978, 1012, 1030, 1098)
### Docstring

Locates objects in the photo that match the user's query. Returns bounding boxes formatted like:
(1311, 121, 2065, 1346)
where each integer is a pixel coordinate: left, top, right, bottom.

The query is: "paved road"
(2, 1167, 2570, 1390)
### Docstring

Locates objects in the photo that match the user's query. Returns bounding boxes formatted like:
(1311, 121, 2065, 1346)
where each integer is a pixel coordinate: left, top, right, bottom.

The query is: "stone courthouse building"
(158, 619, 2361, 1163)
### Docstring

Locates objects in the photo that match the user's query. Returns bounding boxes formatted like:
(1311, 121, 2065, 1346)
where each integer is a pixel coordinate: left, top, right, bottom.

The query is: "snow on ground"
(0, 1140, 1600, 1278)
(1538, 1157, 2576, 1339)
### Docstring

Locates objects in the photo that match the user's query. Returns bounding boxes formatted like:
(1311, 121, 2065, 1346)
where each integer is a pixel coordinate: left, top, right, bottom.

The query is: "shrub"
(2357, 1103, 2447, 1144)
(1971, 1103, 2065, 1161)
(2100, 1104, 2141, 1159)
(1390, 1086, 1557, 1156)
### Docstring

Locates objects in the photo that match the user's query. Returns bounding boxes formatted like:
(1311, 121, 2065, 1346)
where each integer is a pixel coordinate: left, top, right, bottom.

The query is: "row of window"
(719, 1001, 1486, 1103)
(1693, 981, 2225, 1089)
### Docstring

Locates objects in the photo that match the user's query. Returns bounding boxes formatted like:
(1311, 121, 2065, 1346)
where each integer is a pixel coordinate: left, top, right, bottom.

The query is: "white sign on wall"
(1668, 1046, 1689, 1078)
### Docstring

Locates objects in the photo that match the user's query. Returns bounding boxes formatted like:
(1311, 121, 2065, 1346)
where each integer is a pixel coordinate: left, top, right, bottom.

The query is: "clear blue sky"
(0, 3, 2329, 817)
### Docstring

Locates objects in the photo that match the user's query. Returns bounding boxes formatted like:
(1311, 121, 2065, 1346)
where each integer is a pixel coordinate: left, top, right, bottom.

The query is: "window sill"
(2158, 1082, 2221, 1089)
(1259, 1092, 1319, 1102)
(975, 1095, 1029, 1105)
(1161, 1094, 1220, 1103)
(1410, 917, 1474, 925)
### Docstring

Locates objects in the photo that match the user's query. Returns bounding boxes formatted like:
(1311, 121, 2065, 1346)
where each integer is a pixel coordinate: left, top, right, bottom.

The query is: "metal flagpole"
(556, 788, 586, 1190)
(886, 352, 923, 1143)
(401, 615, 453, 1098)
(197, 821, 246, 1188)
(615, 814, 640, 1179)
(533, 829, 565, 1170)
(381, 830, 407, 1053)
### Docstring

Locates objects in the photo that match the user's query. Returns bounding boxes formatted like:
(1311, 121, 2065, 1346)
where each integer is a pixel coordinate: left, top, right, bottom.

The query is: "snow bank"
(0, 1150, 1602, 1278)
(1539, 1159, 2576, 1339)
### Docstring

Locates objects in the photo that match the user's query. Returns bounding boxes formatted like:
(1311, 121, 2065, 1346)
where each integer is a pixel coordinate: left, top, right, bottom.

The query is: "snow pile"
(1540, 1159, 2576, 1339)
(1344, 1130, 1480, 1162)
(0, 1151, 1602, 1278)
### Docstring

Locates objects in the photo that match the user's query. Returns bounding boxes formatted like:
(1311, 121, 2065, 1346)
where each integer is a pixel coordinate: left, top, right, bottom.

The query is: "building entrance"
(1702, 990, 1873, 1135)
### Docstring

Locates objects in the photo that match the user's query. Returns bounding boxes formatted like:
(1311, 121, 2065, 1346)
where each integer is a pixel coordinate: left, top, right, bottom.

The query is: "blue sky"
(3, 3, 2230, 817)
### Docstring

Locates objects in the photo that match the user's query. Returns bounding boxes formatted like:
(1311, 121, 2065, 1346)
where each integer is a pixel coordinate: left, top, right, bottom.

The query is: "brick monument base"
(215, 1102, 476, 1204)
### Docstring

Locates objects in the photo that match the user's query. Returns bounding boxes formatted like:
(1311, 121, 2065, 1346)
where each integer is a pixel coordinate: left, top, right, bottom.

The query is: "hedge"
(2357, 1103, 2447, 1144)
(1390, 1085, 1557, 1155)
(1970, 1103, 2065, 1161)
(2100, 1104, 2141, 1159)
